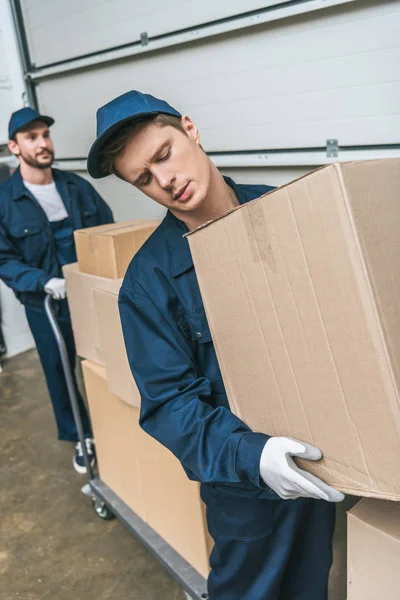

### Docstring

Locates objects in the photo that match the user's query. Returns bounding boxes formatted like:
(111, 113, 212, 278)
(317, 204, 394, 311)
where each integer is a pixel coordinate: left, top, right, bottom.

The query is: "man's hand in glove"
(260, 437, 344, 502)
(44, 278, 67, 300)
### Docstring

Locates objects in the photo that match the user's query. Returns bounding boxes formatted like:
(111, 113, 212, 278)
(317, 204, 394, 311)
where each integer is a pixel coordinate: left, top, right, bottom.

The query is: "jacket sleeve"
(87, 182, 114, 225)
(0, 223, 50, 292)
(119, 279, 270, 488)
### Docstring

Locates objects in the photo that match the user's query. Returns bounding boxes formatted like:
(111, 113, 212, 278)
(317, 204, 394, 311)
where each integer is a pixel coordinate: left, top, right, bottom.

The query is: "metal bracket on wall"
(326, 139, 339, 158)
(140, 32, 149, 47)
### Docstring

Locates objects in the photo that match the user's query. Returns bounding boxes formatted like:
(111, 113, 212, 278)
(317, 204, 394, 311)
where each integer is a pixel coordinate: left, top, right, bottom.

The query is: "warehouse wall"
(36, 1, 400, 160)
(21, 0, 286, 65)
(0, 0, 26, 143)
(0, 0, 33, 359)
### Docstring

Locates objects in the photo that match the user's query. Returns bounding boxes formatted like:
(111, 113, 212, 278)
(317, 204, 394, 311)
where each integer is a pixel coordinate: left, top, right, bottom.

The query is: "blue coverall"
(119, 177, 335, 599)
(0, 167, 114, 441)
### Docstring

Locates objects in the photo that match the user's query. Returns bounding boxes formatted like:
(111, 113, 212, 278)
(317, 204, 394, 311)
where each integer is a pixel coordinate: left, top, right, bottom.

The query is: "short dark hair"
(100, 113, 186, 178)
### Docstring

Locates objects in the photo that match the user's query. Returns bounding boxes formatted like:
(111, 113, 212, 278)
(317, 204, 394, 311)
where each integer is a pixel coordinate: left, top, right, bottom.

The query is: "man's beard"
(21, 150, 54, 169)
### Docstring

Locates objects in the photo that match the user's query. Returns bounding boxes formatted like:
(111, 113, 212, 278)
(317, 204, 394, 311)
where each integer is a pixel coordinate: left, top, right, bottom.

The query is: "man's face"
(114, 117, 212, 217)
(9, 121, 55, 169)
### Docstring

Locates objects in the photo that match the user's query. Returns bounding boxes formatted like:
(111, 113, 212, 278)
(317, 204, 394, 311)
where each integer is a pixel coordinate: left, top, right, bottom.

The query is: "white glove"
(44, 277, 67, 300)
(260, 437, 344, 502)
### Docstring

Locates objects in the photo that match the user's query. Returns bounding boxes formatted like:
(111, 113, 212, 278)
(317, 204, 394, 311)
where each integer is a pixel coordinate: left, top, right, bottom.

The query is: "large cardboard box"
(93, 281, 140, 407)
(82, 360, 146, 520)
(186, 159, 400, 500)
(74, 219, 159, 279)
(347, 498, 400, 599)
(82, 360, 212, 577)
(63, 263, 121, 365)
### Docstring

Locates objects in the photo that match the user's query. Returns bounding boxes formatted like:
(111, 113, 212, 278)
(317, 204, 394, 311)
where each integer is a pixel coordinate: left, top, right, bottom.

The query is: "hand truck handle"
(44, 294, 94, 479)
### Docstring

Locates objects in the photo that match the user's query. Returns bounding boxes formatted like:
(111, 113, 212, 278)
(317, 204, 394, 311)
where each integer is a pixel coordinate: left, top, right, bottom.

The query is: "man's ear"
(180, 115, 200, 145)
(8, 139, 20, 157)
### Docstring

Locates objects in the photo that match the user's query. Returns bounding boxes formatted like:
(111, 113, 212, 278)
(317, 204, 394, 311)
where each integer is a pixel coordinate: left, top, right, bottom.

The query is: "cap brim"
(10, 115, 55, 139)
(87, 110, 174, 179)
(36, 115, 54, 127)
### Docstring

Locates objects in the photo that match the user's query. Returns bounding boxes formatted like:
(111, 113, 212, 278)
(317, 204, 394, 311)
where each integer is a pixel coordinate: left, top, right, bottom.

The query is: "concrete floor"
(0, 348, 358, 600)
(0, 349, 184, 600)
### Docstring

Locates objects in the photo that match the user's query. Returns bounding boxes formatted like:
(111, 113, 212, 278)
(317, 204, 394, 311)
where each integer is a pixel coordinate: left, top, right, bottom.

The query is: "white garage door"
(31, 0, 400, 160)
(21, 0, 287, 66)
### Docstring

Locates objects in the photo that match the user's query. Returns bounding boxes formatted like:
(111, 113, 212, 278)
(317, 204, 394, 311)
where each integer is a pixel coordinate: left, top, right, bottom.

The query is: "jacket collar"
(10, 166, 75, 202)
(167, 176, 246, 278)
(10, 167, 29, 201)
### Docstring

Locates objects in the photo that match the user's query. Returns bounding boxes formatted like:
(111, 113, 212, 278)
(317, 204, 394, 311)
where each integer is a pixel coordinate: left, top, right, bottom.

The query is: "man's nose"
(156, 168, 175, 191)
(38, 137, 49, 148)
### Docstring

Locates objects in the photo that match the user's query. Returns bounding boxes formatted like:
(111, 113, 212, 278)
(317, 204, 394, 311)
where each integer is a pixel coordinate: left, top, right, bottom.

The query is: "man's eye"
(158, 149, 171, 162)
(142, 174, 152, 186)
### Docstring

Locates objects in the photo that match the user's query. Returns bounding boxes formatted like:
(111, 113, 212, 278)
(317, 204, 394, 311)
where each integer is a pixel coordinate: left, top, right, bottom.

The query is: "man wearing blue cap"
(0, 107, 114, 473)
(88, 91, 344, 599)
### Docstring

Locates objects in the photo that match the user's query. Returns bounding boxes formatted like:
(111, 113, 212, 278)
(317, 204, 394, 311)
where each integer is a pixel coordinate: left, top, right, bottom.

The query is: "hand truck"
(45, 294, 208, 600)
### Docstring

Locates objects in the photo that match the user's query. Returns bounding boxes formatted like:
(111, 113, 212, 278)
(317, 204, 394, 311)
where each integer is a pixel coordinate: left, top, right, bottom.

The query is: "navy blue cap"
(87, 90, 182, 179)
(8, 107, 54, 140)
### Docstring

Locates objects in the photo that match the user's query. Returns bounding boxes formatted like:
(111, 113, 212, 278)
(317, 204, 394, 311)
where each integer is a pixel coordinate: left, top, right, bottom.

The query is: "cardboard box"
(93, 281, 140, 407)
(348, 498, 400, 599)
(82, 360, 212, 577)
(82, 360, 146, 520)
(186, 159, 400, 499)
(63, 263, 121, 365)
(74, 219, 159, 278)
(139, 430, 212, 579)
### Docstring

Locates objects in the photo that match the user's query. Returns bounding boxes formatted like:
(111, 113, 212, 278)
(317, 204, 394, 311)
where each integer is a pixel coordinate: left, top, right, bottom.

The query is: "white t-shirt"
(24, 180, 68, 222)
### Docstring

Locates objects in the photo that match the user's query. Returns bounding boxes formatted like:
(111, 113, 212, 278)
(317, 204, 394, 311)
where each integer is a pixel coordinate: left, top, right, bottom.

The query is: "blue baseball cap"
(8, 107, 54, 140)
(87, 90, 182, 179)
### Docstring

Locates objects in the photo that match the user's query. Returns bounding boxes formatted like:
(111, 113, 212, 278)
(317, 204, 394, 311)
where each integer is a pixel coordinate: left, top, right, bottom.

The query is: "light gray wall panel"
(21, 0, 281, 66)
(37, 1, 400, 158)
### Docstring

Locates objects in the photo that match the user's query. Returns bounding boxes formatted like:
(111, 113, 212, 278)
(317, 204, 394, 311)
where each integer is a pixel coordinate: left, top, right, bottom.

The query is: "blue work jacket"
(119, 178, 280, 498)
(0, 167, 113, 308)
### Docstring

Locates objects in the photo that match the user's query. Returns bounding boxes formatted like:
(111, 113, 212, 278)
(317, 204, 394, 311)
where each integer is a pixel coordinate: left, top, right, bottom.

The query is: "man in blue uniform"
(87, 91, 344, 599)
(0, 107, 114, 473)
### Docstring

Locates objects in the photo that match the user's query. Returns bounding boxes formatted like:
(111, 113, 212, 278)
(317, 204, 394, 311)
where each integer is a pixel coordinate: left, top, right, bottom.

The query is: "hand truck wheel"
(92, 496, 115, 521)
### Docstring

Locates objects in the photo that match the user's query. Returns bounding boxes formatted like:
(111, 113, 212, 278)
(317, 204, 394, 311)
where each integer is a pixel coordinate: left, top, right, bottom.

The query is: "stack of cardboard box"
(186, 159, 400, 598)
(64, 219, 212, 579)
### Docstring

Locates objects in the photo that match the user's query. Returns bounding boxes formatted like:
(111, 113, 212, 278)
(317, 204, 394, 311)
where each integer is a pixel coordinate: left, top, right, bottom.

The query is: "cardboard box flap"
(76, 219, 157, 236)
(340, 158, 400, 408)
(103, 221, 158, 237)
(349, 498, 400, 541)
(63, 262, 122, 365)
(93, 283, 141, 408)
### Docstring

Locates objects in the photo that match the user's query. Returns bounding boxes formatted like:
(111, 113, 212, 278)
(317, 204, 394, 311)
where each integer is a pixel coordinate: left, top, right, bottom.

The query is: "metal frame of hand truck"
(44, 294, 209, 600)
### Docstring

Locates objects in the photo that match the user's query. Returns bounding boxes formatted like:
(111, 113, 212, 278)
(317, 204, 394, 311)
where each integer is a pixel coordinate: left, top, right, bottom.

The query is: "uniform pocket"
(205, 486, 274, 541)
(185, 308, 212, 344)
(82, 205, 97, 227)
(9, 223, 42, 238)
(9, 222, 45, 262)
